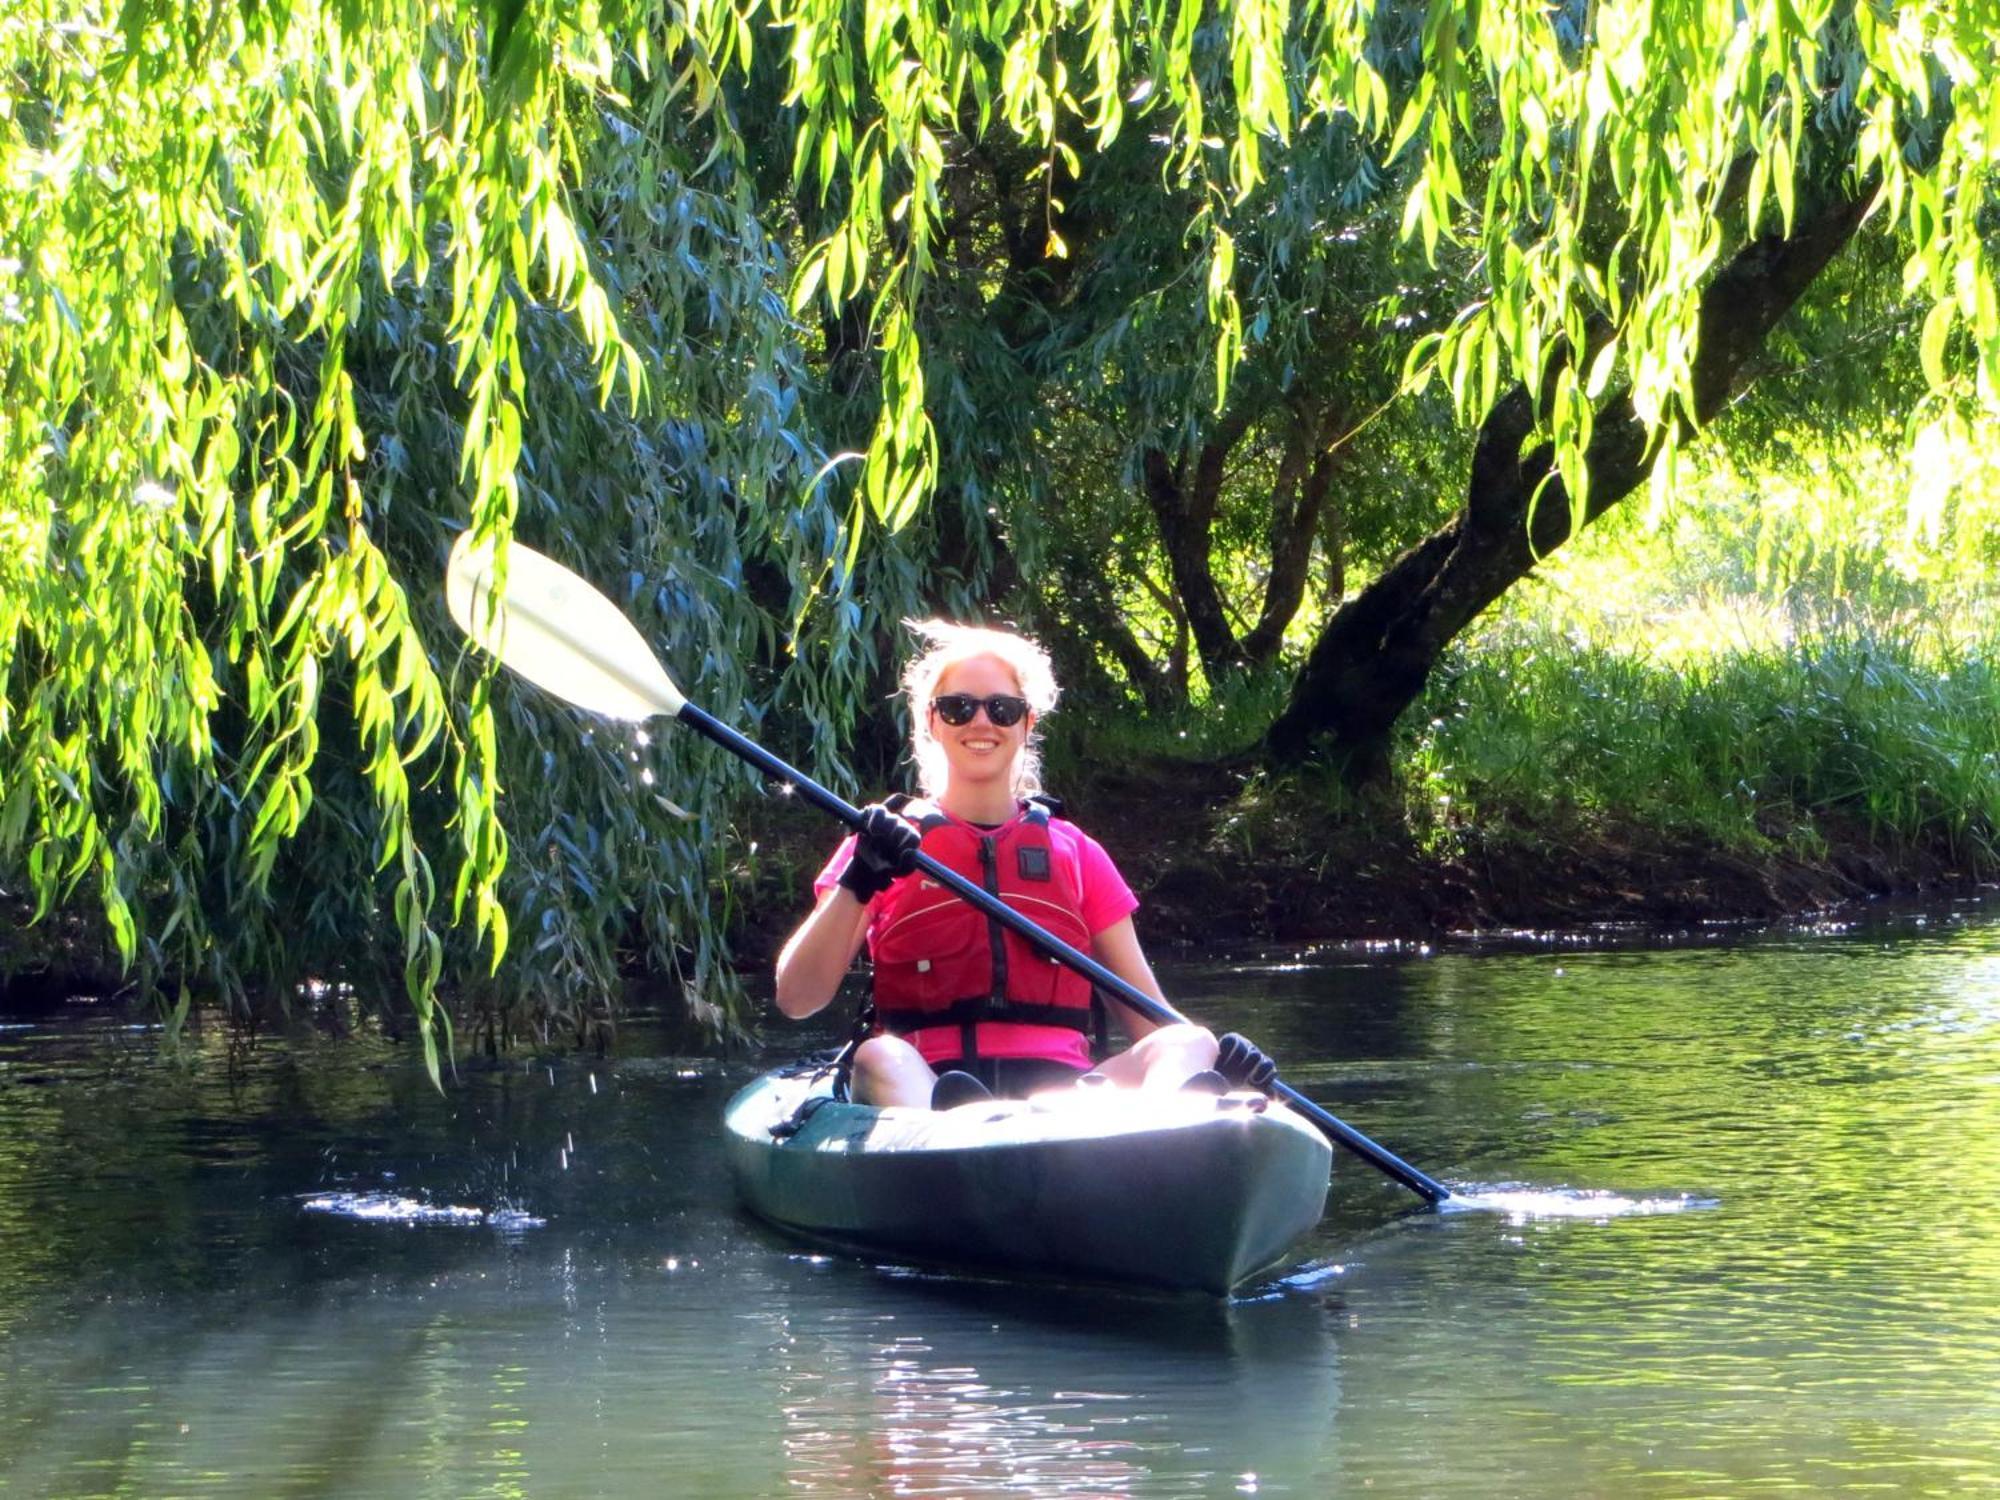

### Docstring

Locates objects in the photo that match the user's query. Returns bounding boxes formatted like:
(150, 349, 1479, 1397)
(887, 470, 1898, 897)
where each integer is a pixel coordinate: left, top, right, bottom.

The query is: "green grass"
(1397, 612, 2000, 869)
(1040, 595, 2000, 885)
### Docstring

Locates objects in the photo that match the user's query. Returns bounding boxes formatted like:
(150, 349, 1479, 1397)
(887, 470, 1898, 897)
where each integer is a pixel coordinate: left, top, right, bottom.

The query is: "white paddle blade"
(446, 532, 687, 722)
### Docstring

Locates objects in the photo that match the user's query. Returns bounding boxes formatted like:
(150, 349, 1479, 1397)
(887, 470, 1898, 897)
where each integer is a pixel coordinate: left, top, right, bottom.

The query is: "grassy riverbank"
(732, 609, 2000, 965)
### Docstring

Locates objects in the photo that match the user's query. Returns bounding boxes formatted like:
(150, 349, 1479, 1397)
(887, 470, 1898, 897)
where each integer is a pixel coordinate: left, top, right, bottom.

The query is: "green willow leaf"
(4, 0, 1994, 1065)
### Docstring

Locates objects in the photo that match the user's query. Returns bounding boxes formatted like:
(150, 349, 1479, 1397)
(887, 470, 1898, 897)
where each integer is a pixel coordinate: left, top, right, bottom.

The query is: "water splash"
(1264, 1258, 1349, 1293)
(1437, 1184, 1718, 1220)
(299, 1191, 547, 1230)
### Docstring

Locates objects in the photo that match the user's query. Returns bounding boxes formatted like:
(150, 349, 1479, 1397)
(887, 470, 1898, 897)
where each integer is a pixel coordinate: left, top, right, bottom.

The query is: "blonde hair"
(901, 620, 1060, 801)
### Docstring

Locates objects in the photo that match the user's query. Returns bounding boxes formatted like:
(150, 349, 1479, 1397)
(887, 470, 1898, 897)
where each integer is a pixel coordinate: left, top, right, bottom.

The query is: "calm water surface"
(2, 900, 1997, 1497)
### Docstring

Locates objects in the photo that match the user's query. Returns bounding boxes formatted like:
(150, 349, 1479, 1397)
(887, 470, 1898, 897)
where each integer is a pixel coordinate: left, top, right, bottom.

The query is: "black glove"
(837, 803, 921, 902)
(1214, 1032, 1278, 1093)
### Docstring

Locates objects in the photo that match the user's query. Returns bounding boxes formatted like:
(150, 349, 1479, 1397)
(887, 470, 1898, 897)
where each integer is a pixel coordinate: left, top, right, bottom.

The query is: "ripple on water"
(1438, 1184, 1721, 1219)
(298, 1190, 548, 1231)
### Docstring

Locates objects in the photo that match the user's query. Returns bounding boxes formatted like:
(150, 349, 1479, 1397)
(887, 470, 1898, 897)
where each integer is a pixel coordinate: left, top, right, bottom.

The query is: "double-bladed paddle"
(445, 532, 1454, 1205)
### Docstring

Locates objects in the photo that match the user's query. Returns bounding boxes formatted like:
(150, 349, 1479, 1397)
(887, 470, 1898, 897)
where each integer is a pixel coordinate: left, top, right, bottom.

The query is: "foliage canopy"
(2, 0, 1994, 1051)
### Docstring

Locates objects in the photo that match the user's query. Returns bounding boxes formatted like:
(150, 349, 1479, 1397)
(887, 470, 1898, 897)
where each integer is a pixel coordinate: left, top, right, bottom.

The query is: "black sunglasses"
(931, 693, 1030, 728)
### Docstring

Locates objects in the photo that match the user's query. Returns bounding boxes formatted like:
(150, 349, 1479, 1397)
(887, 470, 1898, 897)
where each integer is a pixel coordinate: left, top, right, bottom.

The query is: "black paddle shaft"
(679, 702, 1454, 1205)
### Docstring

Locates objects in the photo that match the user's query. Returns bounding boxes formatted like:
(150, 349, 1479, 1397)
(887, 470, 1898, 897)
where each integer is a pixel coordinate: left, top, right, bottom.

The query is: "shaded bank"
(7, 760, 1989, 1021)
(724, 754, 1992, 971)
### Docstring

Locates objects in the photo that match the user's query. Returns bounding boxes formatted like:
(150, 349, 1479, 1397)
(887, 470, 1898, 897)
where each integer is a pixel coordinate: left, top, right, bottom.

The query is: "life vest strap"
(867, 795, 1089, 1066)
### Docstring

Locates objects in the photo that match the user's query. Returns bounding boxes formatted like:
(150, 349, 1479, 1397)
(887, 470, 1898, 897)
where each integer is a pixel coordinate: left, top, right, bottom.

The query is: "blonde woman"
(775, 621, 1270, 1109)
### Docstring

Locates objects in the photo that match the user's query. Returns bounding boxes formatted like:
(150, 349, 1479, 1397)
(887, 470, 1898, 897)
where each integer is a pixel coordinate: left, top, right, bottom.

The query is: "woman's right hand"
(836, 803, 921, 902)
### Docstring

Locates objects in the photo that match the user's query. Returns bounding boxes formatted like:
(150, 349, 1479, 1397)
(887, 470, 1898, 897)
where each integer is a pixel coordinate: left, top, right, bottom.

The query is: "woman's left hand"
(1215, 1032, 1278, 1092)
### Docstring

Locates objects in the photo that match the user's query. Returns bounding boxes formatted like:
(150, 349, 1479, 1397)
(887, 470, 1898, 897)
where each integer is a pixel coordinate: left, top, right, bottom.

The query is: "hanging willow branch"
(2, 0, 1992, 1063)
(0, 1, 846, 1069)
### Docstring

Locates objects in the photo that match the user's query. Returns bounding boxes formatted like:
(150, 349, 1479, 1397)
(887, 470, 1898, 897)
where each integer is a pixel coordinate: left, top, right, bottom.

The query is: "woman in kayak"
(774, 620, 1274, 1110)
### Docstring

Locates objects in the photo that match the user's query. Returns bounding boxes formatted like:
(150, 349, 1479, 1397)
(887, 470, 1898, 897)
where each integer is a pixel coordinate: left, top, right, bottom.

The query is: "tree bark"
(1265, 188, 1873, 779)
(1057, 571, 1182, 711)
(1140, 417, 1252, 681)
(1241, 400, 1345, 665)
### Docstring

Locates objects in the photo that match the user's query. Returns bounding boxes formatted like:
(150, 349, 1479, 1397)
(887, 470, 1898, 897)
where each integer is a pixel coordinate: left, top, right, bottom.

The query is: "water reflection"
(0, 902, 1996, 1494)
(767, 1276, 1341, 1497)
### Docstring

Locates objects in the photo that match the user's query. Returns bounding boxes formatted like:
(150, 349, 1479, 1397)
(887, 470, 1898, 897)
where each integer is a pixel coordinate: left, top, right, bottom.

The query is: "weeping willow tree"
(4, 0, 1995, 1054)
(746, 0, 1998, 774)
(0, 2, 899, 1063)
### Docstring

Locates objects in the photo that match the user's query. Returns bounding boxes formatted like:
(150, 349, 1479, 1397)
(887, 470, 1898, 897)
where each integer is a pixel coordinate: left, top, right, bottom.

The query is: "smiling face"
(901, 620, 1058, 809)
(928, 653, 1034, 805)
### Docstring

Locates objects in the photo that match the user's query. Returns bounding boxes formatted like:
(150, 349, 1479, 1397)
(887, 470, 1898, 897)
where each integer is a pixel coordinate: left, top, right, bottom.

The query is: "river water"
(1, 899, 1996, 1497)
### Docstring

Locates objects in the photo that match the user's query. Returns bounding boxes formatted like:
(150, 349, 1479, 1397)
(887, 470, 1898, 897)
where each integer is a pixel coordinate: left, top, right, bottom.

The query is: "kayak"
(722, 1064, 1333, 1295)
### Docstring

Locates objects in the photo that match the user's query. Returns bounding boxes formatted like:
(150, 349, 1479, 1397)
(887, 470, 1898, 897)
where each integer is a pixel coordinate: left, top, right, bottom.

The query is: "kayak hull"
(722, 1068, 1333, 1295)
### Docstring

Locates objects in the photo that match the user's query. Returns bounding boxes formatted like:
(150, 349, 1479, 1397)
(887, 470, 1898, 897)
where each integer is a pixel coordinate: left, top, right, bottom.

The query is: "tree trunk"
(1058, 572, 1182, 711)
(1265, 189, 1872, 780)
(1141, 434, 1248, 681)
(1319, 475, 1347, 607)
(1241, 401, 1344, 665)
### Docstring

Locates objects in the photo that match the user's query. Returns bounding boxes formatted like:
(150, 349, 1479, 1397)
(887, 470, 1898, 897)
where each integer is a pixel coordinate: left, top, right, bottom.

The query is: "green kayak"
(722, 1065, 1333, 1295)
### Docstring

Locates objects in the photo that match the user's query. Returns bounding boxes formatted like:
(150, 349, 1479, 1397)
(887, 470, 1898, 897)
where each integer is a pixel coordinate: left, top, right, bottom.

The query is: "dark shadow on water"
(871, 1261, 1340, 1344)
(732, 1199, 1352, 1330)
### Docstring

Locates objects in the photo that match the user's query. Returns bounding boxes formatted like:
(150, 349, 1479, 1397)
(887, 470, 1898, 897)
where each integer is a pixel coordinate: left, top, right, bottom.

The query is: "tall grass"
(1400, 613, 2000, 868)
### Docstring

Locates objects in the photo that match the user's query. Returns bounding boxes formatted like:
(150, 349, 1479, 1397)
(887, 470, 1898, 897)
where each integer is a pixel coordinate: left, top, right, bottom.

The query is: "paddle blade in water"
(446, 533, 687, 722)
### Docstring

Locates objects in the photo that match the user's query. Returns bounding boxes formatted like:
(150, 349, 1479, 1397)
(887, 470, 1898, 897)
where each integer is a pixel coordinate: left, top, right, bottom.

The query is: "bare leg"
(849, 1034, 939, 1108)
(1092, 1022, 1218, 1090)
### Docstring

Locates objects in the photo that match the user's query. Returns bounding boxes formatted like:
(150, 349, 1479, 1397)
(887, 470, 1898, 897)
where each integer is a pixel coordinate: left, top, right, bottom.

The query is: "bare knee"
(1099, 1022, 1218, 1088)
(1139, 1022, 1217, 1068)
(849, 1035, 936, 1108)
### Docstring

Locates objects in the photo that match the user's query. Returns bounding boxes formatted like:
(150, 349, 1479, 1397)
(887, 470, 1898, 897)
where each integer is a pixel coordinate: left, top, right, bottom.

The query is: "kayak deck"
(723, 1067, 1333, 1295)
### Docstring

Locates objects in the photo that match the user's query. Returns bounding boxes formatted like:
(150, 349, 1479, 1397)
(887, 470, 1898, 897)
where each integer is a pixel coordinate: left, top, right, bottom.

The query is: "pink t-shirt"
(813, 813, 1138, 940)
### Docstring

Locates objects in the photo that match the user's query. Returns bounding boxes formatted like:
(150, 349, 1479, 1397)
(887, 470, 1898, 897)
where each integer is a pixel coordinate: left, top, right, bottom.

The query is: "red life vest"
(868, 801, 1098, 1068)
